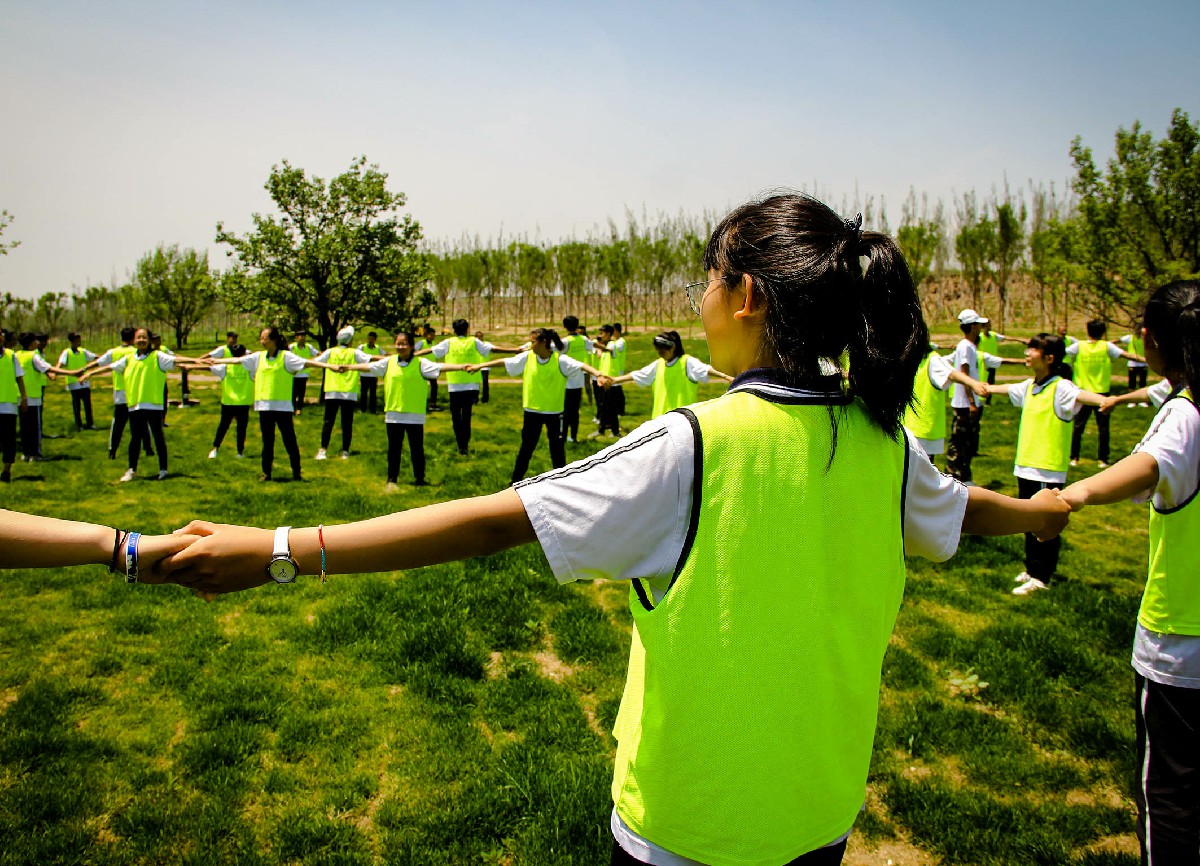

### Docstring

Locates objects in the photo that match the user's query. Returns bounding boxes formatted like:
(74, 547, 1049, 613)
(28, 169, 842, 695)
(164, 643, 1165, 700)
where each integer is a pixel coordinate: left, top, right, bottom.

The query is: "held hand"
(153, 520, 276, 595)
(972, 381, 988, 398)
(1029, 488, 1071, 541)
(1056, 486, 1087, 513)
(134, 533, 203, 584)
(335, 365, 349, 374)
(1099, 396, 1120, 414)
(597, 376, 613, 389)
(46, 371, 57, 381)
(464, 364, 478, 373)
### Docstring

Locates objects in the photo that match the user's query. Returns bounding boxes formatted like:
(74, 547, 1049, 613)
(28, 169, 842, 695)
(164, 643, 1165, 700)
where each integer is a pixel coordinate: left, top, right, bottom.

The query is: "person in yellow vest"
(417, 324, 441, 412)
(902, 343, 988, 464)
(57, 332, 97, 430)
(80, 328, 207, 481)
(1066, 319, 1143, 467)
(560, 316, 594, 442)
(291, 330, 319, 414)
(85, 327, 152, 460)
(204, 327, 337, 481)
(1119, 330, 1150, 405)
(977, 321, 1009, 404)
(588, 323, 626, 439)
(0, 329, 29, 482)
(421, 318, 519, 455)
(981, 334, 1107, 594)
(206, 344, 253, 459)
(607, 330, 733, 418)
(15, 331, 80, 462)
(357, 331, 386, 414)
(339, 330, 468, 490)
(158, 193, 1072, 866)
(472, 327, 605, 485)
(311, 325, 374, 460)
(474, 330, 491, 403)
(1059, 280, 1200, 866)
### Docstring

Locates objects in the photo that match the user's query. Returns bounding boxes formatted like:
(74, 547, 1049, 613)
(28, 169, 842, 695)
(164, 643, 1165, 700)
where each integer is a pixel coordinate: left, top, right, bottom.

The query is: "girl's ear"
(732, 274, 766, 321)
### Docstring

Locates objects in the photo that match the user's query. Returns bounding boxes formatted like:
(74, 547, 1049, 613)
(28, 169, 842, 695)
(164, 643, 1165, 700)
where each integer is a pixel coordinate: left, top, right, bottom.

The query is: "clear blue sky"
(1, 0, 1197, 299)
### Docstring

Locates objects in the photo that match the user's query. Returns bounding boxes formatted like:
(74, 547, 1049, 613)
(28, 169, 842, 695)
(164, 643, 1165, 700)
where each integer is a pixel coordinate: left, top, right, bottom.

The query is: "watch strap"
(273, 526, 292, 559)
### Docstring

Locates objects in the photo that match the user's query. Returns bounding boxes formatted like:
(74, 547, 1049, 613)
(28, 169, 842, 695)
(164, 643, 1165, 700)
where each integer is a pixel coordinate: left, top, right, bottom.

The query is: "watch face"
(269, 558, 297, 583)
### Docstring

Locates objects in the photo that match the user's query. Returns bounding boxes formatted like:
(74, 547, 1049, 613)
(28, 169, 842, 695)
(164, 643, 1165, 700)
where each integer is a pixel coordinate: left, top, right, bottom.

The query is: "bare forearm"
(1060, 453, 1159, 510)
(0, 511, 112, 568)
(962, 487, 1062, 537)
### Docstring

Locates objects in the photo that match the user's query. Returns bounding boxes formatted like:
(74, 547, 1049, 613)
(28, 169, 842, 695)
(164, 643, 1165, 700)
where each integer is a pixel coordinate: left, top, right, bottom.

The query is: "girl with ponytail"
(1061, 280, 1200, 864)
(161, 192, 1071, 866)
(981, 333, 1108, 594)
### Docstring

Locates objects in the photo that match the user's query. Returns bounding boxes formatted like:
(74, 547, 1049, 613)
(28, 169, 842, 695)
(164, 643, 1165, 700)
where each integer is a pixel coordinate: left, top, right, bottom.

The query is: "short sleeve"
(431, 340, 450, 360)
(476, 339, 493, 357)
(1055, 379, 1083, 420)
(902, 430, 968, 562)
(1107, 342, 1125, 360)
(1134, 400, 1200, 509)
(504, 353, 529, 376)
(1066, 342, 1080, 358)
(353, 349, 373, 364)
(30, 355, 52, 374)
(981, 352, 1003, 371)
(559, 354, 586, 377)
(927, 354, 953, 390)
(631, 361, 658, 387)
(685, 356, 712, 383)
(419, 359, 442, 379)
(280, 352, 306, 374)
(367, 357, 390, 377)
(57, 350, 70, 366)
(313, 349, 331, 363)
(157, 353, 177, 372)
(1149, 380, 1174, 408)
(110, 357, 128, 374)
(12, 357, 24, 377)
(95, 350, 115, 366)
(515, 414, 694, 585)
(240, 354, 260, 375)
(1008, 379, 1030, 408)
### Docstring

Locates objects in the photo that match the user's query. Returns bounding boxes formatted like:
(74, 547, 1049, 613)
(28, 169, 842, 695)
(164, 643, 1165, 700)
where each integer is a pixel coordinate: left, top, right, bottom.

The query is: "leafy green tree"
(1, 292, 34, 331)
(991, 194, 1027, 331)
(215, 156, 433, 348)
(553, 241, 595, 318)
(1070, 108, 1200, 322)
(33, 291, 70, 336)
(955, 191, 997, 309)
(896, 189, 946, 294)
(127, 244, 216, 348)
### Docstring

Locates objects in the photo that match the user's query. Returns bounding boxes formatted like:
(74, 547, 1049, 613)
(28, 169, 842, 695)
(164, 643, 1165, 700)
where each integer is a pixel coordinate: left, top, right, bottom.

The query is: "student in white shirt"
(57, 332, 98, 430)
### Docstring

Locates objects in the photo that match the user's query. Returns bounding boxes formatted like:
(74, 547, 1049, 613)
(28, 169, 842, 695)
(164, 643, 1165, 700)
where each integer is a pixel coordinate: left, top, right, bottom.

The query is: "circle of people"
(0, 316, 733, 489)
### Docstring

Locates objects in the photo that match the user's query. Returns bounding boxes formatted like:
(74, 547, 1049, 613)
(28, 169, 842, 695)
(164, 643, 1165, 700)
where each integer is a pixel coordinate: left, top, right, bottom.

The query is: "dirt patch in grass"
(845, 839, 940, 866)
(534, 649, 575, 682)
(0, 687, 16, 713)
(1076, 832, 1139, 860)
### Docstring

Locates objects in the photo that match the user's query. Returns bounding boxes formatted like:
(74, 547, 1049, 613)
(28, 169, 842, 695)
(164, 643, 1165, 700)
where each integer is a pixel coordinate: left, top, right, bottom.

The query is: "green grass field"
(0, 336, 1155, 865)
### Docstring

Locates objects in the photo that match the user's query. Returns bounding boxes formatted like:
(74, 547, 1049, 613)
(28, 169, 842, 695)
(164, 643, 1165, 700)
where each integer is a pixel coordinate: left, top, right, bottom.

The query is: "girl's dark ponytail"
(531, 327, 565, 352)
(1028, 333, 1071, 380)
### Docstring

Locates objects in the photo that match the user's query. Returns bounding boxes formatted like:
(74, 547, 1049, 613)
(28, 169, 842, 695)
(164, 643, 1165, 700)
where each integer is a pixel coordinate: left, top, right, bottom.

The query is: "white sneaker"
(586, 431, 602, 440)
(384, 481, 400, 492)
(1014, 571, 1033, 584)
(1097, 461, 1110, 468)
(566, 436, 575, 444)
(119, 469, 136, 483)
(1127, 404, 1137, 409)
(208, 448, 219, 459)
(236, 451, 245, 458)
(315, 448, 327, 460)
(340, 450, 350, 460)
(1139, 402, 1150, 407)
(1012, 577, 1049, 595)
(156, 470, 168, 481)
(1069, 459, 1079, 467)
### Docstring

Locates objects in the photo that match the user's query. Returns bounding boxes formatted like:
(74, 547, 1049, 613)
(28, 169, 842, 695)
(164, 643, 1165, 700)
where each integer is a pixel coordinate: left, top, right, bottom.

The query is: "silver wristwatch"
(267, 525, 298, 584)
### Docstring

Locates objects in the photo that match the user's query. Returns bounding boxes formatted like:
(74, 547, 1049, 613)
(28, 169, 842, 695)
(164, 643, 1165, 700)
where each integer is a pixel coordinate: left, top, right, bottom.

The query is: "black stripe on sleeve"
(668, 407, 704, 591)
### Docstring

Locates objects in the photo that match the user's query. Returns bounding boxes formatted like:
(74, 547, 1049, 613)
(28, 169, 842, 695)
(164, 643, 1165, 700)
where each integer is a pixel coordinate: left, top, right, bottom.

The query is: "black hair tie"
(844, 213, 863, 247)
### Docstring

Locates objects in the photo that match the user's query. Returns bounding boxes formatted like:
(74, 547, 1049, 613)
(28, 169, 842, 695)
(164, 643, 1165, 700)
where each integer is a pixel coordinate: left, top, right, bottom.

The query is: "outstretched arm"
(467, 357, 509, 372)
(961, 487, 1071, 541)
(0, 509, 196, 573)
(709, 368, 735, 383)
(1059, 453, 1159, 512)
(1100, 387, 1150, 413)
(157, 489, 537, 593)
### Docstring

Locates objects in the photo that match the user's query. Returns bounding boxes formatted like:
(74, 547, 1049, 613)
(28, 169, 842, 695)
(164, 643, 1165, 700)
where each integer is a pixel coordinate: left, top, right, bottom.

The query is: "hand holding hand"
(134, 533, 204, 583)
(1055, 486, 1086, 513)
(464, 364, 478, 373)
(152, 521, 276, 595)
(972, 381, 989, 398)
(1099, 395, 1120, 414)
(1030, 488, 1071, 541)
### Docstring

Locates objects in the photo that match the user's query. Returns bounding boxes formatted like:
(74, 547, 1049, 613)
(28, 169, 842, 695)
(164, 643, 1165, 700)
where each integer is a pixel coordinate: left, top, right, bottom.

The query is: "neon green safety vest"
(522, 352, 568, 413)
(1129, 335, 1145, 359)
(902, 350, 946, 441)
(613, 391, 907, 865)
(360, 343, 384, 375)
(221, 361, 254, 406)
(110, 344, 137, 393)
(1072, 341, 1113, 393)
(14, 350, 44, 400)
(978, 331, 999, 356)
(62, 348, 90, 386)
(124, 351, 166, 406)
(0, 351, 19, 404)
(445, 336, 483, 386)
(384, 357, 429, 415)
(651, 355, 698, 418)
(598, 341, 625, 377)
(1014, 377, 1070, 473)
(563, 334, 589, 365)
(1142, 389, 1200, 635)
(322, 346, 361, 394)
(253, 352, 293, 404)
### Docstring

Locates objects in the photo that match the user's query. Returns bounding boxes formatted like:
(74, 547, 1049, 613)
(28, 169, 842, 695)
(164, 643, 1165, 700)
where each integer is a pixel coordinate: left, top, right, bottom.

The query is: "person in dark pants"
(207, 344, 253, 459)
(357, 331, 385, 413)
(1067, 319, 1142, 467)
(471, 327, 603, 484)
(312, 326, 373, 459)
(475, 330, 491, 403)
(291, 330, 318, 414)
(84, 327, 151, 460)
(0, 329, 29, 483)
(57, 333, 97, 430)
